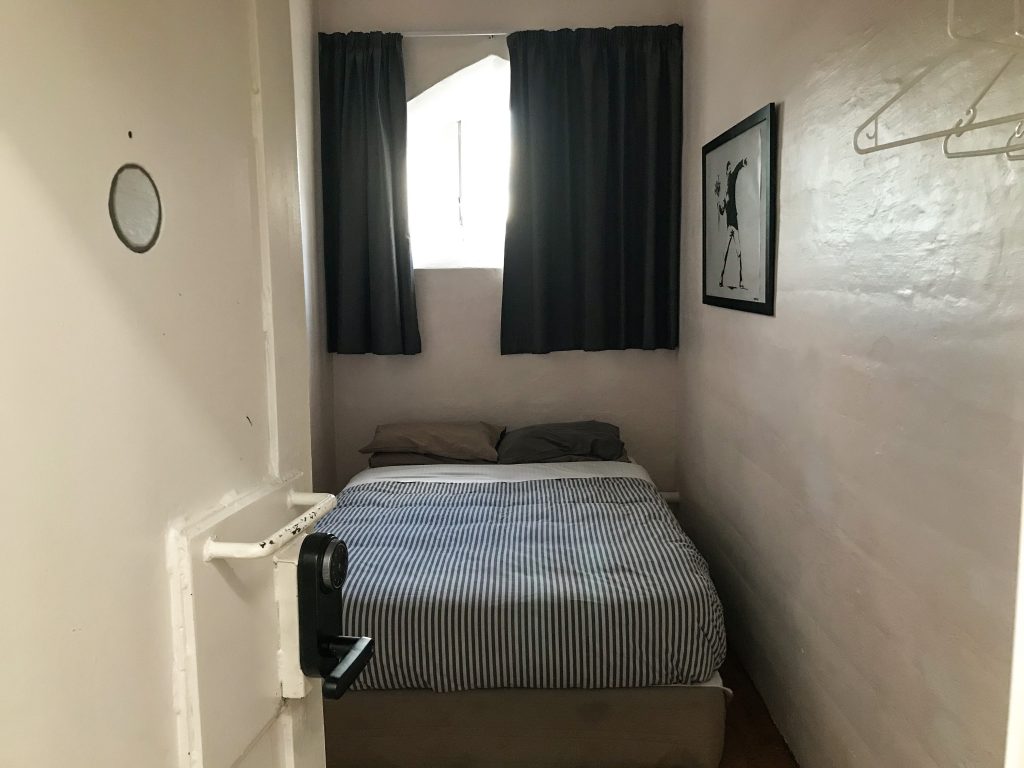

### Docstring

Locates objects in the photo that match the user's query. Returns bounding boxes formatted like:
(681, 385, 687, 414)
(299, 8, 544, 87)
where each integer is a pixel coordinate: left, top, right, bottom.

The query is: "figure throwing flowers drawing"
(716, 157, 749, 289)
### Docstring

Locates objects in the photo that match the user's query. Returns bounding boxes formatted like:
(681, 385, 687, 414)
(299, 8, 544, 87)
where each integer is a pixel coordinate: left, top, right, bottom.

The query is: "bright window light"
(407, 55, 511, 269)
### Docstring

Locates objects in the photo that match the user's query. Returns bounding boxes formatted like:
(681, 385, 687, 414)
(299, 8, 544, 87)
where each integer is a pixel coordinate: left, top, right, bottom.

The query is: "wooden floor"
(719, 656, 799, 768)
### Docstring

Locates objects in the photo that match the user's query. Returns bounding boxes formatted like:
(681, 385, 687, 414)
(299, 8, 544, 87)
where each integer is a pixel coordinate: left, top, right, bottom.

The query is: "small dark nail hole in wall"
(128, 131, 133, 138)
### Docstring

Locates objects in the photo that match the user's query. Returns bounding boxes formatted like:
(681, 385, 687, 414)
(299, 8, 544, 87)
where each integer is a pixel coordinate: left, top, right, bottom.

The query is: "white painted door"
(0, 1, 326, 767)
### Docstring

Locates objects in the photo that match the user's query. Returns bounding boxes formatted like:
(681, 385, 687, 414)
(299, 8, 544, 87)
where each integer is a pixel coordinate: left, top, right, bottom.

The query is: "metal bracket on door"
(202, 491, 337, 561)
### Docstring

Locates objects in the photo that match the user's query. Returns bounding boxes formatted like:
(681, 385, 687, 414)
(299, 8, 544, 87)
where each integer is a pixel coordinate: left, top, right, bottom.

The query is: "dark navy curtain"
(319, 32, 421, 355)
(500, 26, 683, 354)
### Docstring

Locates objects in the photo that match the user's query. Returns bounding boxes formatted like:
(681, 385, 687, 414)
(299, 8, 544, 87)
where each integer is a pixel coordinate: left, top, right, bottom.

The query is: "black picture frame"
(701, 103, 778, 315)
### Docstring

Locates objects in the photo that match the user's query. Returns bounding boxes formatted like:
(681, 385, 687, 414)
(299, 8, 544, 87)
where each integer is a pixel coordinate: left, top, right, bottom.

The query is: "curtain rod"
(401, 31, 509, 38)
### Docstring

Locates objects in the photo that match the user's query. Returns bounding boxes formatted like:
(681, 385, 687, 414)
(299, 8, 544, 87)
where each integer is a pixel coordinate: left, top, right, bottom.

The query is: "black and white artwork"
(702, 104, 778, 315)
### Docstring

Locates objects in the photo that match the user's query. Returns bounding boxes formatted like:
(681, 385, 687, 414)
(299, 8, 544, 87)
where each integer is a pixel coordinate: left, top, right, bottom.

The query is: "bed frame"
(324, 684, 728, 768)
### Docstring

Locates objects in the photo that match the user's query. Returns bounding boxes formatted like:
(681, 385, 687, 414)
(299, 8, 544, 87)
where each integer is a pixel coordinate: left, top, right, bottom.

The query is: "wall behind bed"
(319, 0, 685, 491)
(677, 0, 1024, 766)
(329, 269, 679, 489)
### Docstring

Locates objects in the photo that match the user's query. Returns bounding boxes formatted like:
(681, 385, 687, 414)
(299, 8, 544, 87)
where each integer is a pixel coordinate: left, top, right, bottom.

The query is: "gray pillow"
(497, 421, 625, 464)
(360, 421, 505, 462)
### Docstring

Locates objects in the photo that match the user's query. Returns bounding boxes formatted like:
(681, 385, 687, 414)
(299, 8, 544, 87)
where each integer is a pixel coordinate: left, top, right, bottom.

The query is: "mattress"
(316, 461, 727, 692)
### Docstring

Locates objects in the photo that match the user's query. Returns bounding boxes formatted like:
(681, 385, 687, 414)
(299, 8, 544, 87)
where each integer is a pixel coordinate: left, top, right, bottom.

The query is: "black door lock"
(297, 532, 374, 699)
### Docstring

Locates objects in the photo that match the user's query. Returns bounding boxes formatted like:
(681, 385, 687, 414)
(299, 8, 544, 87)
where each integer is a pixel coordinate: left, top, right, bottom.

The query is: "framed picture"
(702, 103, 778, 315)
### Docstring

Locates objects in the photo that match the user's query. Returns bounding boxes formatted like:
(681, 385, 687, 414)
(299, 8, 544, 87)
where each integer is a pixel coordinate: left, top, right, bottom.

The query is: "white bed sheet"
(344, 461, 655, 488)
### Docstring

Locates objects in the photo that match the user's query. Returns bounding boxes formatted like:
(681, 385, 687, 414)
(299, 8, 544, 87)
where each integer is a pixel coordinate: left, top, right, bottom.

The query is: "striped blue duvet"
(316, 472, 727, 692)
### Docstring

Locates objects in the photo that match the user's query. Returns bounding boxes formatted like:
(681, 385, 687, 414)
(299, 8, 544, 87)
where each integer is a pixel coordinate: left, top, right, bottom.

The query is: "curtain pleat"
(500, 26, 682, 354)
(319, 32, 421, 355)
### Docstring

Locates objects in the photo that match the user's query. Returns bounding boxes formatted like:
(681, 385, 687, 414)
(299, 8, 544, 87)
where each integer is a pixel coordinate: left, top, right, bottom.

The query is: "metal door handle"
(321, 636, 375, 699)
(203, 491, 337, 561)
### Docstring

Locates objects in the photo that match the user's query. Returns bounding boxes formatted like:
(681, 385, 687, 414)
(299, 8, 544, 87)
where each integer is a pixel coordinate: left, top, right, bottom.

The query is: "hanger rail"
(949, 0, 1024, 50)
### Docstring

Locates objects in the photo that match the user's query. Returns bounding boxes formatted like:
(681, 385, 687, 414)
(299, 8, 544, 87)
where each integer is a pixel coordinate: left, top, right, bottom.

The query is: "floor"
(719, 656, 800, 768)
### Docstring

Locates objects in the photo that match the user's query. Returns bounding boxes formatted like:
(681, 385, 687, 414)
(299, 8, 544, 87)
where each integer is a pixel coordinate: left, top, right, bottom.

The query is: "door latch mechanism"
(297, 532, 374, 698)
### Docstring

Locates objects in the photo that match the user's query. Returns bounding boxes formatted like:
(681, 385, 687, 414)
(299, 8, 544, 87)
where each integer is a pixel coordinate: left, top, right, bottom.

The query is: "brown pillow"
(360, 421, 505, 462)
(368, 452, 478, 468)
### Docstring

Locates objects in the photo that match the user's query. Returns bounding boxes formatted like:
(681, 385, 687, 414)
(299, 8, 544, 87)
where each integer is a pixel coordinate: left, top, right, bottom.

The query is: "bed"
(316, 461, 729, 768)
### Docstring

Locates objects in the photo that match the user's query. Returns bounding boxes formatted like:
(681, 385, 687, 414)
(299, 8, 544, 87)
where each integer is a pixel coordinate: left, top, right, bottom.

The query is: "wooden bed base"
(324, 684, 728, 768)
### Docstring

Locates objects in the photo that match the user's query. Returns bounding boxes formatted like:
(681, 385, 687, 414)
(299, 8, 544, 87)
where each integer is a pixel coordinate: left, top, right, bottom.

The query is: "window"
(407, 55, 511, 269)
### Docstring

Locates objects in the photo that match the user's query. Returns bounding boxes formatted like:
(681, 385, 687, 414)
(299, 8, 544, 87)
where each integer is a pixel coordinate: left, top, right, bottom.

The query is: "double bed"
(316, 460, 729, 767)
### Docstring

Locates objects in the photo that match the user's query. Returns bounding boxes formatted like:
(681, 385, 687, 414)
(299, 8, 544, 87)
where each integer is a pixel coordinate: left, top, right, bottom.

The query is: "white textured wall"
(677, 1, 1024, 766)
(403, 35, 510, 100)
(291, 0, 337, 488)
(332, 269, 679, 488)
(319, 0, 685, 490)
(319, 0, 684, 37)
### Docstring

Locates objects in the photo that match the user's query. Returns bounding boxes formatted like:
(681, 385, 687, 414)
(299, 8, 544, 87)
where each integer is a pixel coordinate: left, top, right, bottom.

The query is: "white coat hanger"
(853, 49, 961, 155)
(941, 53, 1024, 157)
(854, 0, 1024, 162)
(853, 49, 1024, 155)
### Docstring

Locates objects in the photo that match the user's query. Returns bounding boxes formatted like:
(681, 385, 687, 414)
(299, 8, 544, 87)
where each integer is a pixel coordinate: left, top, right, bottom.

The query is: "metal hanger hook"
(1007, 120, 1024, 160)
(958, 106, 978, 132)
(865, 118, 878, 142)
(942, 109, 978, 155)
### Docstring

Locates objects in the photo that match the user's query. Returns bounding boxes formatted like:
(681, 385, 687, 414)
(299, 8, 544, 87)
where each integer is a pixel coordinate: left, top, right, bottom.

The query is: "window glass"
(407, 55, 511, 269)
